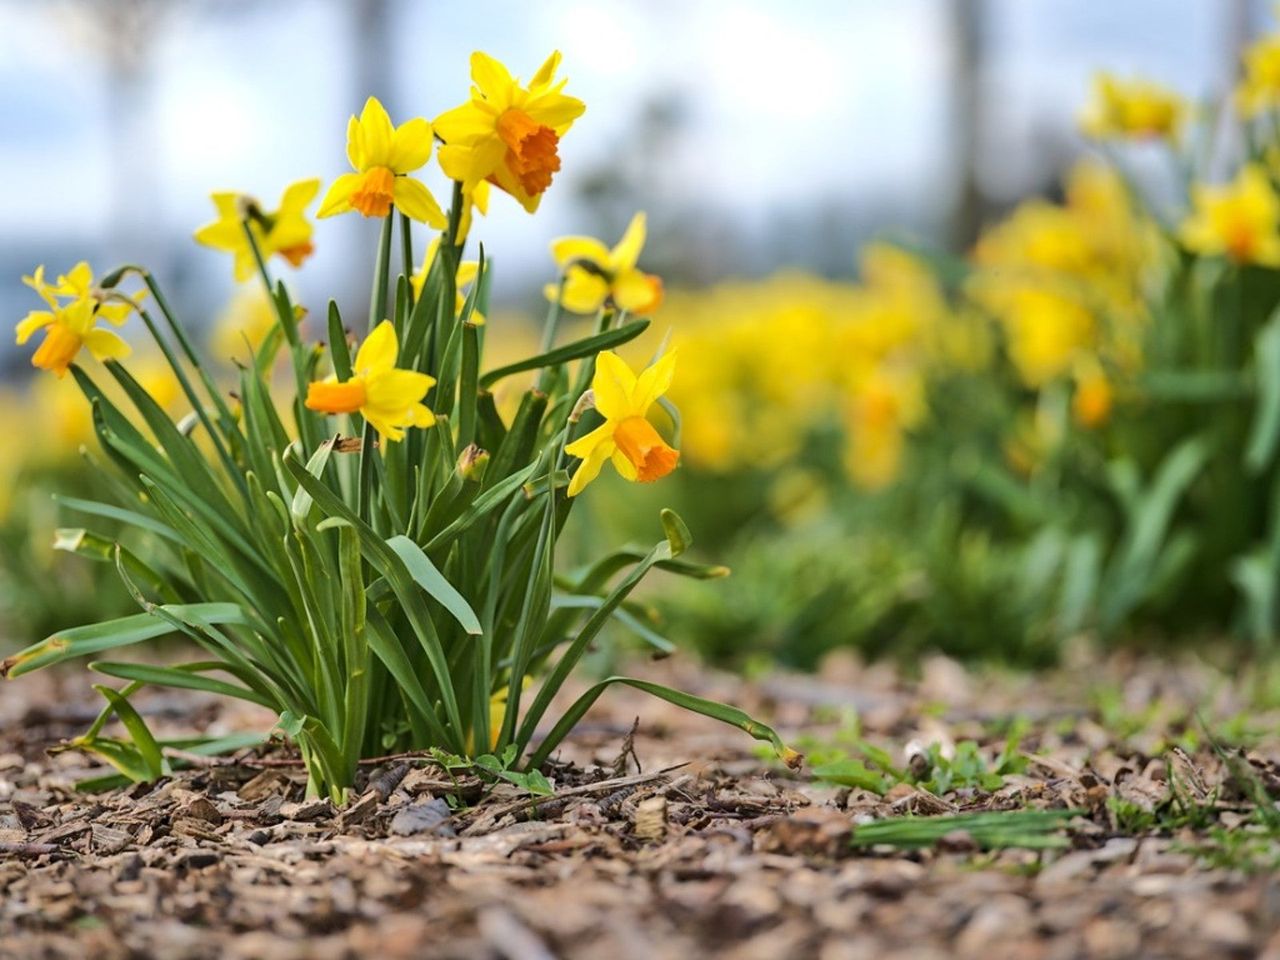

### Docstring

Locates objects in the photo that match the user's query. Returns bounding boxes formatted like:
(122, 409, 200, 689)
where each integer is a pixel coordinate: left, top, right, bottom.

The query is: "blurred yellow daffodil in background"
(435, 51, 585, 213)
(194, 178, 321, 281)
(16, 295, 131, 378)
(17, 263, 142, 378)
(545, 212, 664, 315)
(305, 319, 435, 441)
(566, 350, 679, 496)
(1238, 33, 1280, 117)
(1079, 71, 1186, 141)
(24, 262, 143, 326)
(1180, 164, 1280, 266)
(319, 97, 446, 226)
(411, 238, 484, 325)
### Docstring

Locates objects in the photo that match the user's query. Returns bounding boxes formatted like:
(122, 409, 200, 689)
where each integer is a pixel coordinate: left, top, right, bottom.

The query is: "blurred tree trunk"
(353, 0, 396, 114)
(1223, 0, 1255, 85)
(944, 0, 985, 253)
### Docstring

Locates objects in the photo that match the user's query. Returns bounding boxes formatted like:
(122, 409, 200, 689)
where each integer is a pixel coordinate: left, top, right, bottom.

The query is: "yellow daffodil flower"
(1238, 33, 1280, 117)
(434, 51, 585, 213)
(212, 288, 283, 362)
(16, 295, 130, 378)
(1180, 164, 1280, 266)
(304, 320, 435, 441)
(410, 238, 484, 325)
(1073, 361, 1113, 429)
(1080, 72, 1185, 141)
(843, 367, 925, 491)
(566, 350, 679, 496)
(18, 262, 140, 378)
(318, 97, 446, 226)
(545, 212, 664, 315)
(24, 262, 142, 326)
(194, 179, 321, 281)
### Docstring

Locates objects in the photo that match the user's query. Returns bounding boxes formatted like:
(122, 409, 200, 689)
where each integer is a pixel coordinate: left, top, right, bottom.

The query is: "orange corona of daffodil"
(318, 97, 446, 226)
(1180, 164, 1280, 267)
(434, 51, 585, 213)
(566, 350, 679, 496)
(1079, 72, 1185, 141)
(194, 178, 321, 281)
(305, 320, 435, 441)
(545, 212, 664, 315)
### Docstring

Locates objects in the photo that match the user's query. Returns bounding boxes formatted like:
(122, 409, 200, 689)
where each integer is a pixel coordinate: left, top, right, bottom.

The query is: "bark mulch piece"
(2, 653, 1280, 959)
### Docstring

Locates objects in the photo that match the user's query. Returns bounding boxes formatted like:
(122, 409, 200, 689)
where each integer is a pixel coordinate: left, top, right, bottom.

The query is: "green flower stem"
(134, 270, 241, 440)
(241, 221, 300, 348)
(400, 212, 415, 308)
(535, 276, 568, 393)
(133, 305, 245, 498)
(370, 213, 394, 333)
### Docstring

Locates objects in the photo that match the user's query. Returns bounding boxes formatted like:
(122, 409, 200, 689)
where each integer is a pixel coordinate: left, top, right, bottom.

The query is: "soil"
(2, 650, 1280, 959)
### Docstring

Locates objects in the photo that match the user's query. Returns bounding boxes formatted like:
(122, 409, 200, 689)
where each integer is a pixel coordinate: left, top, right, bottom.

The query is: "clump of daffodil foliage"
(2, 51, 796, 800)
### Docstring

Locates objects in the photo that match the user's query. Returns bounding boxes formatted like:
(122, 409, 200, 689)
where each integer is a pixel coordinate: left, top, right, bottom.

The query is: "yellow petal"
(471, 51, 515, 102)
(354, 319, 399, 374)
(559, 266, 610, 315)
(565, 421, 615, 459)
(356, 96, 395, 168)
(15, 310, 54, 345)
(61, 298, 98, 336)
(591, 350, 637, 420)
(408, 402, 436, 428)
(433, 100, 497, 146)
(59, 261, 93, 297)
(388, 117, 433, 174)
(567, 442, 612, 497)
(96, 302, 135, 326)
(529, 50, 562, 88)
(630, 350, 678, 414)
(365, 368, 435, 411)
(82, 327, 131, 362)
(345, 114, 362, 170)
(525, 91, 586, 131)
(612, 269, 663, 314)
(393, 177, 448, 227)
(362, 407, 404, 442)
(610, 212, 647, 270)
(279, 177, 321, 212)
(610, 448, 638, 481)
(317, 173, 362, 218)
(551, 236, 611, 267)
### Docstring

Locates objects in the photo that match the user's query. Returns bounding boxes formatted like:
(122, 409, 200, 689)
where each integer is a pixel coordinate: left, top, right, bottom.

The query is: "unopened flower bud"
(458, 444, 489, 482)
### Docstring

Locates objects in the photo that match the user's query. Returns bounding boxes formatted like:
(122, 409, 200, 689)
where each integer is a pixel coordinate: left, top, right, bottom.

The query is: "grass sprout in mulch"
(4, 651, 1280, 958)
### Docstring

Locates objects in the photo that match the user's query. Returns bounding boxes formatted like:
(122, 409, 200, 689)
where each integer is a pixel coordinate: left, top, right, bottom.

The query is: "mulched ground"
(3, 650, 1280, 959)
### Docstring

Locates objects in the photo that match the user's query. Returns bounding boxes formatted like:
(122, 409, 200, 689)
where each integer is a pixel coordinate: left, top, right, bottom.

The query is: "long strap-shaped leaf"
(526, 676, 796, 771)
(386, 535, 482, 636)
(479, 319, 651, 388)
(515, 510, 694, 753)
(287, 459, 466, 749)
(89, 661, 276, 710)
(1, 603, 246, 678)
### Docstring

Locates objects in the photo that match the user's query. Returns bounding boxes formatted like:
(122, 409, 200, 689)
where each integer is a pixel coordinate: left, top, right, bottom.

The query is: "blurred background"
(0, 0, 1261, 360)
(8, 0, 1280, 671)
